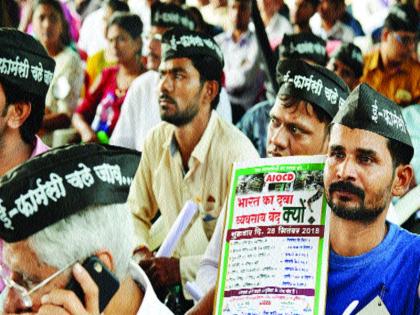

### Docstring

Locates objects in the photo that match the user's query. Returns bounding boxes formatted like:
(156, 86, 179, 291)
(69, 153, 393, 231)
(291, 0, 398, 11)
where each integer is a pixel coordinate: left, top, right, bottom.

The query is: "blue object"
(326, 223, 420, 314)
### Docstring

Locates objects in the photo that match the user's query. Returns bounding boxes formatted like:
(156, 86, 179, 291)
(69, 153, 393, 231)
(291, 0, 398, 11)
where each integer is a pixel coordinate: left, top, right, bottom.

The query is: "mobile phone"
(65, 256, 120, 312)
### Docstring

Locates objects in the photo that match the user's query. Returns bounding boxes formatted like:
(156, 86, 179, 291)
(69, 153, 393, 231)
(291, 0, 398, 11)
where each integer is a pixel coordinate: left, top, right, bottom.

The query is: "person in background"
(0, 144, 173, 314)
(32, 0, 84, 147)
(290, 0, 319, 34)
(309, 0, 355, 42)
(360, 3, 419, 106)
(215, 0, 265, 123)
(237, 32, 327, 157)
(72, 13, 145, 144)
(0, 27, 55, 292)
(84, 0, 130, 91)
(257, 0, 292, 48)
(128, 28, 258, 312)
(188, 58, 349, 314)
(327, 42, 364, 90)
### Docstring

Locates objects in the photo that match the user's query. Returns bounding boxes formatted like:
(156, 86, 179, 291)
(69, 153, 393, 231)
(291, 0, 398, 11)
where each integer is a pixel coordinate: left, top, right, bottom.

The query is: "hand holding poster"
(215, 155, 330, 315)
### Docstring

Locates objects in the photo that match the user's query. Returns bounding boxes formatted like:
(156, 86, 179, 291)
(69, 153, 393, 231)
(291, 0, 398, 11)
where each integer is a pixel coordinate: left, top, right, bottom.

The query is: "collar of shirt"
(129, 261, 173, 315)
(167, 110, 219, 165)
(30, 136, 50, 158)
(225, 29, 253, 48)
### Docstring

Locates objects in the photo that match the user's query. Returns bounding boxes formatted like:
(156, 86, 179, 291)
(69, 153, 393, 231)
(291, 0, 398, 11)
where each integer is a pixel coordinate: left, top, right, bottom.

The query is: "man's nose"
(269, 125, 289, 152)
(336, 158, 357, 181)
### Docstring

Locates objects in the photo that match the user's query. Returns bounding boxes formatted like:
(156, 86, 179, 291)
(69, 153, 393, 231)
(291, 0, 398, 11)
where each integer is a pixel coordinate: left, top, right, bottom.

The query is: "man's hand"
(185, 286, 215, 315)
(139, 257, 181, 293)
(37, 263, 100, 315)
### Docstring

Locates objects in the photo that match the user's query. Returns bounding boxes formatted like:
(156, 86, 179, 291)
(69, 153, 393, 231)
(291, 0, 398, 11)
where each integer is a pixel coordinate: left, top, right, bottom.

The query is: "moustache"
(158, 93, 177, 106)
(329, 181, 365, 200)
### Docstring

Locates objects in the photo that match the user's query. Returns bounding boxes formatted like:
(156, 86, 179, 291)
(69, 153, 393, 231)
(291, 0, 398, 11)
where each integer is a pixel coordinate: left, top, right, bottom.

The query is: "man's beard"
(159, 93, 200, 127)
(327, 181, 388, 224)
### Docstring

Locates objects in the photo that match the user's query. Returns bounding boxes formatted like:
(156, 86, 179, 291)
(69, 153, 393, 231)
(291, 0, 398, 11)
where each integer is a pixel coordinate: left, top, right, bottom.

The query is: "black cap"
(0, 144, 141, 243)
(330, 42, 364, 78)
(161, 28, 224, 67)
(333, 83, 414, 161)
(384, 3, 418, 33)
(279, 33, 327, 66)
(0, 28, 55, 99)
(151, 2, 195, 31)
(276, 58, 350, 119)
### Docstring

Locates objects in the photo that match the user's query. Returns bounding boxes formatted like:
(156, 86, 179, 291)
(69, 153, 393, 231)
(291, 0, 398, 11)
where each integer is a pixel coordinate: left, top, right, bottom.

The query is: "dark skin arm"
(42, 109, 71, 131)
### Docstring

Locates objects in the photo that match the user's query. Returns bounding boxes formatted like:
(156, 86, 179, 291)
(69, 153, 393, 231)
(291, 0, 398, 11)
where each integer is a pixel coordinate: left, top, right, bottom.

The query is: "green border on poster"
(216, 162, 326, 314)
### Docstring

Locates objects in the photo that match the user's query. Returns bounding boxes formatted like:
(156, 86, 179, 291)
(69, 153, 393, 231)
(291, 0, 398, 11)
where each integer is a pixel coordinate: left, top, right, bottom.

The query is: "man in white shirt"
(309, 0, 354, 42)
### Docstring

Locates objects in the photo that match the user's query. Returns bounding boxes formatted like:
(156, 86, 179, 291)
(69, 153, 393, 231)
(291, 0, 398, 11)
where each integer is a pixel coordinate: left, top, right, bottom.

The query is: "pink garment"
(0, 136, 50, 292)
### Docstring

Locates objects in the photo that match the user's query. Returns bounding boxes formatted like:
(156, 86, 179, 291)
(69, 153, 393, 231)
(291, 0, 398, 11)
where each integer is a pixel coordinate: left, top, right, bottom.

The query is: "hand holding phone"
(65, 256, 120, 312)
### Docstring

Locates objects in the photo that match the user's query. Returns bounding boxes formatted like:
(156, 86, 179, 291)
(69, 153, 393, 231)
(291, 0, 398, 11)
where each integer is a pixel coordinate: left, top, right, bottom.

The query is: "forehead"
(270, 96, 322, 123)
(34, 3, 60, 16)
(159, 57, 197, 73)
(107, 25, 130, 38)
(329, 124, 389, 154)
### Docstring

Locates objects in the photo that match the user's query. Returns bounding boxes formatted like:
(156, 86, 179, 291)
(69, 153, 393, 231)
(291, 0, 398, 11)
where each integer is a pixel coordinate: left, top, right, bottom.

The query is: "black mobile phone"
(65, 256, 120, 312)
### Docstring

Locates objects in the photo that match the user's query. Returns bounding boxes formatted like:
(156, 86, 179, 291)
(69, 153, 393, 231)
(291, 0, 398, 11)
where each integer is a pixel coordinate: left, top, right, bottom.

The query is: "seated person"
(237, 32, 327, 157)
(72, 13, 146, 143)
(32, 0, 84, 147)
(0, 144, 172, 314)
(327, 42, 364, 90)
(360, 3, 419, 106)
(84, 0, 130, 91)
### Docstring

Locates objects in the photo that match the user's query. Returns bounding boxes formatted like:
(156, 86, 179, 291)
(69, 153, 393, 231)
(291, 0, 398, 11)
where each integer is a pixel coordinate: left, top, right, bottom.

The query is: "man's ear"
(202, 80, 219, 106)
(95, 250, 114, 273)
(391, 164, 414, 197)
(6, 102, 31, 129)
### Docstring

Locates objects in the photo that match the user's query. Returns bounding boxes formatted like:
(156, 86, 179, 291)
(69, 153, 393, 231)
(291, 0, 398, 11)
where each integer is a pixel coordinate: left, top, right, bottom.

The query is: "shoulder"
(213, 113, 259, 159)
(130, 70, 159, 92)
(143, 122, 174, 152)
(389, 223, 420, 258)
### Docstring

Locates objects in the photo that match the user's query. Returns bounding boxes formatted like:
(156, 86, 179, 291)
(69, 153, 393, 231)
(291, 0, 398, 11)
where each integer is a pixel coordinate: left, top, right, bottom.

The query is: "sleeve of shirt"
(110, 82, 138, 150)
(127, 136, 159, 248)
(194, 202, 226, 294)
(75, 71, 107, 123)
(61, 53, 84, 114)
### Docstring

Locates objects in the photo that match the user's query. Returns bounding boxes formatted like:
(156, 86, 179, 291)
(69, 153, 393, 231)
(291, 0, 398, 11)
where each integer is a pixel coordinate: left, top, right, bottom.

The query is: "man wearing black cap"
(190, 59, 349, 314)
(360, 3, 419, 106)
(128, 28, 258, 305)
(327, 42, 364, 90)
(324, 83, 419, 313)
(0, 144, 173, 314)
(0, 28, 55, 176)
(237, 35, 327, 157)
(110, 2, 233, 152)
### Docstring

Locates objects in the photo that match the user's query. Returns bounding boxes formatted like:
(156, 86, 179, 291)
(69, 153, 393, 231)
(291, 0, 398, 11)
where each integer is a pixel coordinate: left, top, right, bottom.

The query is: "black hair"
(387, 138, 412, 168)
(104, 0, 130, 13)
(279, 94, 331, 125)
(1, 80, 45, 144)
(189, 55, 223, 110)
(33, 0, 72, 47)
(106, 12, 143, 40)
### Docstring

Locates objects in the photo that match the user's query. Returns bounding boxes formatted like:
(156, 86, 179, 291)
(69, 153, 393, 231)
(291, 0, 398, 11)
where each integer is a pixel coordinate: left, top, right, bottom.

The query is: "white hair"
(28, 203, 134, 280)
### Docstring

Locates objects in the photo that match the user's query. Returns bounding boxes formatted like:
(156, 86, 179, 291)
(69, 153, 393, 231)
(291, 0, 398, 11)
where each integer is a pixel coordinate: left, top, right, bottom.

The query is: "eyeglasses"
(0, 261, 76, 309)
(393, 32, 416, 46)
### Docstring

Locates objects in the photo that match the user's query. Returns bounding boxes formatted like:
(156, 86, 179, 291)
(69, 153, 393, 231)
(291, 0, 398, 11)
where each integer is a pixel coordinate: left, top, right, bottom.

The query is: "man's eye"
(358, 156, 373, 164)
(330, 151, 344, 159)
(270, 118, 280, 128)
(288, 125, 299, 134)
